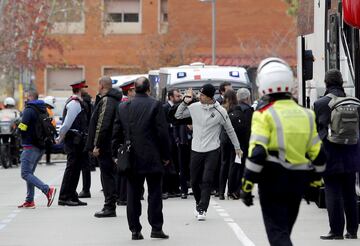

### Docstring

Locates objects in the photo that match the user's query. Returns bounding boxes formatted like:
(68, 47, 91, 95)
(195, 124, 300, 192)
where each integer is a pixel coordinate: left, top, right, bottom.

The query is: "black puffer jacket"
(86, 88, 122, 152)
(314, 85, 360, 175)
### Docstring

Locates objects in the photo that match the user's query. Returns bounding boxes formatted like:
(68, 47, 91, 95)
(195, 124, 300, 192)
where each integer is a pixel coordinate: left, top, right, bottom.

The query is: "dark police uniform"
(58, 80, 89, 206)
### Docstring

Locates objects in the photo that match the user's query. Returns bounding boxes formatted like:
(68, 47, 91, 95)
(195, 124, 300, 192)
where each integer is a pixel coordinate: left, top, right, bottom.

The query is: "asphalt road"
(0, 161, 359, 246)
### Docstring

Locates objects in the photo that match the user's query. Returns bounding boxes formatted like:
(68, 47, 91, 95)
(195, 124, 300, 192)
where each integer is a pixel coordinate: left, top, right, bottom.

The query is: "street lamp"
(200, 0, 216, 65)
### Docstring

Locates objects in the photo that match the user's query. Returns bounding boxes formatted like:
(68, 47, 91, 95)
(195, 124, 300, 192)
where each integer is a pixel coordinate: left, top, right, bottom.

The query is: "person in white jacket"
(175, 84, 242, 221)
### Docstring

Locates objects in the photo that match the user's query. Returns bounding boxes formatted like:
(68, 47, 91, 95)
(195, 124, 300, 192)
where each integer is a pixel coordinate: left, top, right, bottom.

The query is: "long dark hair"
(223, 89, 237, 112)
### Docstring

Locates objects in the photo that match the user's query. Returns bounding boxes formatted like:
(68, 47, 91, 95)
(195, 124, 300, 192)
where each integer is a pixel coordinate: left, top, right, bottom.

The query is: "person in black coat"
(162, 88, 182, 199)
(86, 76, 122, 218)
(314, 69, 360, 240)
(112, 77, 171, 240)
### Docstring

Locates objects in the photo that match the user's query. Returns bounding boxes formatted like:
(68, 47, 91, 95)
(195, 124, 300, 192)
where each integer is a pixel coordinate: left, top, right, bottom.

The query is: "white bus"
(158, 62, 251, 101)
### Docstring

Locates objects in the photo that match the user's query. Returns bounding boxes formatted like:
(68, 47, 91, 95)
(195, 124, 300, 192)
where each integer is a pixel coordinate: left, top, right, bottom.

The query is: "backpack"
(228, 105, 252, 138)
(28, 105, 57, 148)
(327, 94, 360, 145)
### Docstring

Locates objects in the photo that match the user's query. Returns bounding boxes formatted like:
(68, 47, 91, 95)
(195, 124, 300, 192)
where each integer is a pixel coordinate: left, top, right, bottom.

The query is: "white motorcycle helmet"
(4, 97, 16, 107)
(44, 96, 56, 109)
(256, 57, 294, 96)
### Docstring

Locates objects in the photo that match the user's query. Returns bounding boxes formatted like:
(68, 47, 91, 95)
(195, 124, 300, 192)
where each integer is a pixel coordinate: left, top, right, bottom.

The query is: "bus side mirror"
(303, 50, 314, 81)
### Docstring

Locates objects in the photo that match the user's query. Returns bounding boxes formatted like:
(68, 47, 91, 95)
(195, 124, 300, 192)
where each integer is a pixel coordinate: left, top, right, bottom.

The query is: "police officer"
(240, 58, 326, 246)
(120, 80, 136, 102)
(115, 80, 136, 205)
(57, 80, 89, 206)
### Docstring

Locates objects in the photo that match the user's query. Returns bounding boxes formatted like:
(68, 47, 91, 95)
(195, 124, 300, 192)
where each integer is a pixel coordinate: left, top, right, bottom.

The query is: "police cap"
(70, 80, 88, 89)
(120, 80, 135, 91)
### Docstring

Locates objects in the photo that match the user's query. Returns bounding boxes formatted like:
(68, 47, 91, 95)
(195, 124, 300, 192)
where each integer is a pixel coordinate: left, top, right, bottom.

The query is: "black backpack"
(228, 104, 253, 138)
(28, 105, 57, 149)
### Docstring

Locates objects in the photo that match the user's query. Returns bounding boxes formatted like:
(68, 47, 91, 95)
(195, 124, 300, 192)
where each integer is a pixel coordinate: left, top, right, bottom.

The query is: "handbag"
(116, 102, 132, 174)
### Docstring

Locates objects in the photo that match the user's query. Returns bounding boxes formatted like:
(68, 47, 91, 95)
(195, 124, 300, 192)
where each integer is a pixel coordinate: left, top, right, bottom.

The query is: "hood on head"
(26, 100, 46, 112)
(106, 88, 123, 100)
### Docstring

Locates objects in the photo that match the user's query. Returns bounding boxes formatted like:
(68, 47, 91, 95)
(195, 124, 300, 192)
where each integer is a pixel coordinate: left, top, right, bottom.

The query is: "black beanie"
(200, 83, 216, 98)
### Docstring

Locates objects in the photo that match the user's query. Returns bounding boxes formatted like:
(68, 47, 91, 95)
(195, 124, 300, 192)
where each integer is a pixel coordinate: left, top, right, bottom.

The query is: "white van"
(158, 62, 251, 101)
(111, 74, 148, 90)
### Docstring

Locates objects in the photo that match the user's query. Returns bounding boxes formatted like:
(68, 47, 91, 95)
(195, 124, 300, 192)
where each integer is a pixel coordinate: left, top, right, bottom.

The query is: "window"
(51, 0, 85, 34)
(105, 0, 140, 23)
(104, 0, 142, 34)
(46, 67, 84, 95)
(159, 0, 168, 34)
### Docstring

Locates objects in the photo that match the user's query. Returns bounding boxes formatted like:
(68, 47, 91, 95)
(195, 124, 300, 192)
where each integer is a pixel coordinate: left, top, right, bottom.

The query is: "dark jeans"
(59, 150, 87, 201)
(258, 164, 310, 246)
(81, 152, 91, 192)
(323, 173, 359, 235)
(190, 148, 220, 212)
(98, 153, 117, 211)
(127, 173, 163, 233)
(178, 143, 191, 194)
(219, 141, 242, 195)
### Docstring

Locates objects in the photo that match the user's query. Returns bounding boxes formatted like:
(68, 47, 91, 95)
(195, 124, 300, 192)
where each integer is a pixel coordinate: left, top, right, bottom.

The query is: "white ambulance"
(158, 62, 251, 101)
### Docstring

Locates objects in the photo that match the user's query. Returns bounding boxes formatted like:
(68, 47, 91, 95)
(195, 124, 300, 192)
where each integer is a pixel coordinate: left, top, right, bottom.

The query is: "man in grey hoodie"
(175, 84, 242, 221)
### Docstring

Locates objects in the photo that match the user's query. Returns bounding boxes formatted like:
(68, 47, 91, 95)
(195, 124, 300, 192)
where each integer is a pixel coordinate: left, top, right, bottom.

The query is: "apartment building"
(36, 0, 296, 96)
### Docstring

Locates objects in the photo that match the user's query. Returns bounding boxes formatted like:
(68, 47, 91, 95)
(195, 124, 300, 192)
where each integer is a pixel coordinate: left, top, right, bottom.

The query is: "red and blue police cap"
(120, 80, 135, 91)
(70, 80, 88, 89)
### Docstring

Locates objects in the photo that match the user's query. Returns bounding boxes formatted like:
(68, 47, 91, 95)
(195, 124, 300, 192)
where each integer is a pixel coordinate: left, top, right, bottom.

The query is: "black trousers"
(98, 153, 117, 211)
(178, 143, 191, 194)
(258, 164, 310, 246)
(59, 150, 87, 201)
(162, 141, 180, 194)
(81, 152, 91, 192)
(190, 148, 220, 212)
(323, 172, 359, 235)
(116, 173, 127, 202)
(127, 173, 163, 233)
(219, 141, 242, 195)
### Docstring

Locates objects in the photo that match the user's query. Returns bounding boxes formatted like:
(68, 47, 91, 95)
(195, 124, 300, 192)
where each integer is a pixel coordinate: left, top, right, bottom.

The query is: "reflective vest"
(246, 99, 323, 173)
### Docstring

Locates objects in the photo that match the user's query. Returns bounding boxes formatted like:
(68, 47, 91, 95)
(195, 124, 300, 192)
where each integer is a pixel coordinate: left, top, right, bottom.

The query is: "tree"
(283, 0, 299, 17)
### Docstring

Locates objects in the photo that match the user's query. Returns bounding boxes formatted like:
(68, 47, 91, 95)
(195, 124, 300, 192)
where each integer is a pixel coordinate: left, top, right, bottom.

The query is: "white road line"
(0, 171, 63, 233)
(228, 222, 256, 246)
(0, 224, 6, 231)
(7, 214, 17, 219)
(212, 199, 256, 246)
(219, 212, 230, 217)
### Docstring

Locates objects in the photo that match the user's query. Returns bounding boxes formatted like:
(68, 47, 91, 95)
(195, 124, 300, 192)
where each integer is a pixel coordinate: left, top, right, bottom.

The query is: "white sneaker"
(197, 210, 206, 221)
(194, 208, 199, 218)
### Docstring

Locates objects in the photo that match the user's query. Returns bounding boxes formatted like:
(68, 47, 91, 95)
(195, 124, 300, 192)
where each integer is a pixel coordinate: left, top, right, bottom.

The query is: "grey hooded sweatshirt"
(175, 101, 240, 153)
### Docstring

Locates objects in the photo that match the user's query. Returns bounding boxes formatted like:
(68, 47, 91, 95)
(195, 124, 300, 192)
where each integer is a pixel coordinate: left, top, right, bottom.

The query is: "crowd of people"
(1, 56, 359, 245)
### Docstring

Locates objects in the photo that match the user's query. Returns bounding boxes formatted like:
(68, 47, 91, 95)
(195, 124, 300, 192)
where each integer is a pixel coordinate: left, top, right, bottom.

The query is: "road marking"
(212, 199, 256, 246)
(0, 171, 63, 233)
(7, 214, 17, 219)
(228, 222, 256, 246)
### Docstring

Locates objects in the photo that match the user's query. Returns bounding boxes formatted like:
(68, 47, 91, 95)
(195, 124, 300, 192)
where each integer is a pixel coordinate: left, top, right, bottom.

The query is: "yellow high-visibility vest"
(247, 99, 323, 172)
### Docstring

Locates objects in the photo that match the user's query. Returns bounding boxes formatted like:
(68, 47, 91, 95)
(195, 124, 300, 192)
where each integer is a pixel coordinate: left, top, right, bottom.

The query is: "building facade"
(36, 0, 296, 97)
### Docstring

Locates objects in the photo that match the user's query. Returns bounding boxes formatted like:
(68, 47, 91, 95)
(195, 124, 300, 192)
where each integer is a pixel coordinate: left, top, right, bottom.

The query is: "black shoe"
(214, 191, 219, 197)
(78, 190, 91, 198)
(58, 200, 79, 206)
(117, 200, 127, 206)
(320, 233, 344, 240)
(151, 230, 169, 239)
(162, 193, 169, 200)
(132, 232, 144, 240)
(94, 209, 116, 218)
(228, 192, 240, 200)
(219, 194, 225, 200)
(344, 233, 357, 239)
(181, 193, 188, 199)
(72, 199, 87, 206)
